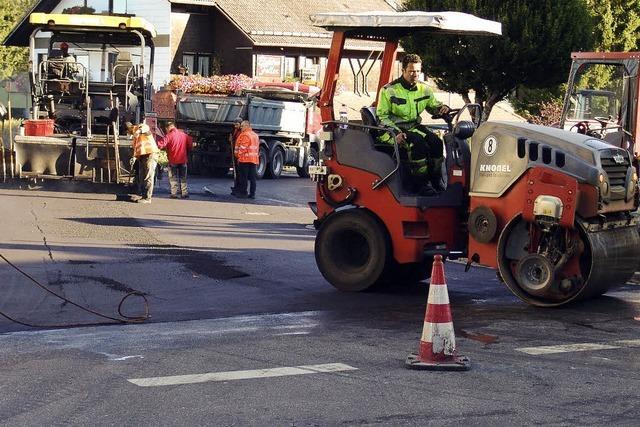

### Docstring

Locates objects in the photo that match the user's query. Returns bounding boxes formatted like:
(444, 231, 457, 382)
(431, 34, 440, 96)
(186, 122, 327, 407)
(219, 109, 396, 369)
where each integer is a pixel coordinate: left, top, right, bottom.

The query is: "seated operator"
(376, 53, 450, 196)
(49, 42, 79, 80)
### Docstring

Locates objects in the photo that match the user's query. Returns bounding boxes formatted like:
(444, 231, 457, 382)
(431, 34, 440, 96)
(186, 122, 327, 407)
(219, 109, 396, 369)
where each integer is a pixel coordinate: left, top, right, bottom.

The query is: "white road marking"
(128, 363, 358, 387)
(516, 339, 640, 355)
(274, 331, 310, 336)
(245, 212, 270, 216)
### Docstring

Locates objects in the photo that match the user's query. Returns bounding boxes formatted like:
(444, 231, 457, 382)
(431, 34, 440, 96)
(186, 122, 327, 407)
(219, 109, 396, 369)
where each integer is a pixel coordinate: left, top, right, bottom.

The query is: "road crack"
(30, 209, 54, 262)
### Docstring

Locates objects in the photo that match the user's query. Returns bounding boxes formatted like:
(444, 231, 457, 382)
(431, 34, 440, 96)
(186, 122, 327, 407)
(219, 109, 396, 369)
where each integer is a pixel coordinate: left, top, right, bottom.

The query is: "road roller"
(307, 11, 640, 307)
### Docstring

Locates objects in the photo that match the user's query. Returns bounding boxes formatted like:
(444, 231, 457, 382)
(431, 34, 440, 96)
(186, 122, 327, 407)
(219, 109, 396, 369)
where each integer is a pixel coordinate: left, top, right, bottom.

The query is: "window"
(85, 1, 128, 14)
(86, 0, 109, 13)
(112, 0, 127, 14)
(182, 53, 212, 77)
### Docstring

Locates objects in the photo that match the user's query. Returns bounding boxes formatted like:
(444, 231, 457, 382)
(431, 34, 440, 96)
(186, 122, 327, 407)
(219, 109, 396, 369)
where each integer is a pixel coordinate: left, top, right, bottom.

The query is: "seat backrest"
(115, 51, 132, 63)
(113, 51, 134, 84)
(360, 106, 379, 126)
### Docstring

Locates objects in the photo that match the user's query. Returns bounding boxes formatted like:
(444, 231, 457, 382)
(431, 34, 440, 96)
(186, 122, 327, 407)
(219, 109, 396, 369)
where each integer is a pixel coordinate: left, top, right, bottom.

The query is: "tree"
(512, 0, 640, 121)
(401, 1, 594, 120)
(0, 0, 36, 80)
(586, 0, 640, 52)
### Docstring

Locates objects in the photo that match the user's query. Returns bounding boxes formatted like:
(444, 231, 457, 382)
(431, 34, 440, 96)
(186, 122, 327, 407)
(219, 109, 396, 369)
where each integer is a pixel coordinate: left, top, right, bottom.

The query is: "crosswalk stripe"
(516, 339, 640, 355)
(128, 363, 358, 387)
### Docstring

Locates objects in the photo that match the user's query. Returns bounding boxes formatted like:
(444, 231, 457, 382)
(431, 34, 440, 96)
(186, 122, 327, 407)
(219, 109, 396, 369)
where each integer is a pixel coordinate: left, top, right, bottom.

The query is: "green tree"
(512, 0, 640, 120)
(586, 0, 640, 51)
(401, 1, 594, 120)
(0, 0, 36, 80)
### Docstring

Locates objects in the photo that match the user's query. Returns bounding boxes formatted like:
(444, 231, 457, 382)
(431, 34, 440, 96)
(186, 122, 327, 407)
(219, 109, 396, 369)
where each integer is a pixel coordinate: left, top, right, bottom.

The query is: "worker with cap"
(126, 121, 160, 203)
(49, 42, 78, 79)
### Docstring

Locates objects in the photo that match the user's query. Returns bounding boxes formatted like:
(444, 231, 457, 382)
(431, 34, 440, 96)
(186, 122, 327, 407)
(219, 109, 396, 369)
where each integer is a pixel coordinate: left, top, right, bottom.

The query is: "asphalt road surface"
(0, 171, 639, 426)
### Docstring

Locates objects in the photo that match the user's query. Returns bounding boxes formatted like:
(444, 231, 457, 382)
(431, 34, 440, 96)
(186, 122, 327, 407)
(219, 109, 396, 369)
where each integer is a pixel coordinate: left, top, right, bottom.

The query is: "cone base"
(405, 353, 471, 371)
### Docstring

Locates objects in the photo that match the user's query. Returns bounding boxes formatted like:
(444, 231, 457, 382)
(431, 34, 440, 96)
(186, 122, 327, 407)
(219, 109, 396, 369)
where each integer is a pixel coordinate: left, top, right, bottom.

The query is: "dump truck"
(308, 11, 640, 307)
(10, 13, 156, 183)
(152, 81, 321, 179)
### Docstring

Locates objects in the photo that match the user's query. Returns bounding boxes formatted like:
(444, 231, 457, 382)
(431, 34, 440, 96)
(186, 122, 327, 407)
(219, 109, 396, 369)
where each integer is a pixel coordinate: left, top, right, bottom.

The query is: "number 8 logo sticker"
(483, 135, 498, 157)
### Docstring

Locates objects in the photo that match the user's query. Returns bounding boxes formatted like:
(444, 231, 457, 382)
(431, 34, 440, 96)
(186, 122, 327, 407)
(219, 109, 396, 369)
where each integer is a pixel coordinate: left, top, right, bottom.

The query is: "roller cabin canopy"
(310, 11, 502, 40)
(310, 11, 502, 121)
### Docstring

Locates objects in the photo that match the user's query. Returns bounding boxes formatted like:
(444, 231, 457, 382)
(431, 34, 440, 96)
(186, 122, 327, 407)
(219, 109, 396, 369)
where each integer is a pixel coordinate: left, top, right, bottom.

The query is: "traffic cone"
(405, 255, 470, 371)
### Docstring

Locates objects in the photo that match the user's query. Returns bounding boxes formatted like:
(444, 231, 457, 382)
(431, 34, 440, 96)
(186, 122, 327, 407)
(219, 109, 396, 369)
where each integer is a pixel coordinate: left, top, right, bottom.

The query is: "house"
(3, 0, 397, 89)
(3, 1, 524, 121)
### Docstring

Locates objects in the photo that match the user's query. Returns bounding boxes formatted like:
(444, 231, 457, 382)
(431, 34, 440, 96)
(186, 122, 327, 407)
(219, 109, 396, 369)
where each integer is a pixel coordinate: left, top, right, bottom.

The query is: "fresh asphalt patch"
(132, 244, 249, 281)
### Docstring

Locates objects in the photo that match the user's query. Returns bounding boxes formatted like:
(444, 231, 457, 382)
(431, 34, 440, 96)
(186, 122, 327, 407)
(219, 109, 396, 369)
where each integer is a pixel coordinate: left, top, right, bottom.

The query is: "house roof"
(171, 0, 396, 50)
(2, 0, 60, 46)
(5, 0, 396, 51)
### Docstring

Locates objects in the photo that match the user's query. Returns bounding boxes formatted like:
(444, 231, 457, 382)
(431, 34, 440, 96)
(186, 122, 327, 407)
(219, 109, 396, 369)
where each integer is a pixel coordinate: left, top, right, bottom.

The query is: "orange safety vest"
(132, 123, 159, 158)
(234, 127, 259, 164)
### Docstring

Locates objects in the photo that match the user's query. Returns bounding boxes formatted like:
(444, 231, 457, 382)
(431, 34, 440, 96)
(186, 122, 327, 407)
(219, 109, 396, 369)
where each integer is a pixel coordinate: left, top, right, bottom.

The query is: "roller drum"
(580, 224, 640, 299)
(498, 216, 640, 307)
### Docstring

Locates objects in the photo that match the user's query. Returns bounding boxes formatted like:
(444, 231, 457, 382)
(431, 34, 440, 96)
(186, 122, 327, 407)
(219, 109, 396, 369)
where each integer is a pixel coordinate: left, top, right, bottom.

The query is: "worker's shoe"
(182, 193, 189, 199)
(170, 194, 178, 199)
(418, 182, 438, 196)
(137, 198, 151, 204)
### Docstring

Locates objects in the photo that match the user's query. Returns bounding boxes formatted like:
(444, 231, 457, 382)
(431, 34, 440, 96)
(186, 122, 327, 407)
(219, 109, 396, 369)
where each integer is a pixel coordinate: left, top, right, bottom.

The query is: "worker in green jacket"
(376, 53, 450, 195)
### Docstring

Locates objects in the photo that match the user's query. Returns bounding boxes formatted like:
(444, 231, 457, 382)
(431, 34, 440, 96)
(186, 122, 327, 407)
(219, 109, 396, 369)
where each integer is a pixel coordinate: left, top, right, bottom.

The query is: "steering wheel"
(570, 121, 590, 134)
(431, 108, 460, 121)
(594, 116, 613, 122)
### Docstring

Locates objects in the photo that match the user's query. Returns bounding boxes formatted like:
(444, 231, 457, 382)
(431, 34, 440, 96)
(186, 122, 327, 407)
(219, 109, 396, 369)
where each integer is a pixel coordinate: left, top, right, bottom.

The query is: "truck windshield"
(566, 63, 625, 122)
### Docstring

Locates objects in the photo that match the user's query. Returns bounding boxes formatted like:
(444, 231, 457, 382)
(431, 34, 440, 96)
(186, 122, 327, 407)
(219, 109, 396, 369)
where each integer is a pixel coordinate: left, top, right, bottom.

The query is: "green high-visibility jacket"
(376, 77, 442, 143)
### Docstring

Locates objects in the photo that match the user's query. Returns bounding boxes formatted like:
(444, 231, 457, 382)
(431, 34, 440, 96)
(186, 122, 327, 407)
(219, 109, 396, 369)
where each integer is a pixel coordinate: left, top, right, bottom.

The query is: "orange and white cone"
(405, 255, 470, 371)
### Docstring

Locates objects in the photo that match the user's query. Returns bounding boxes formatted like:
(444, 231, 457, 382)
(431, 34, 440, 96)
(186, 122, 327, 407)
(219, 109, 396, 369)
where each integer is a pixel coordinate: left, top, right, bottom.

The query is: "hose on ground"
(0, 253, 150, 329)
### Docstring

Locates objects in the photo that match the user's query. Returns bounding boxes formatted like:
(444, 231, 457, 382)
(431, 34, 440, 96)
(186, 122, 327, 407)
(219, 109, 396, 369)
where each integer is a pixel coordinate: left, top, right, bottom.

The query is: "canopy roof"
(310, 11, 502, 39)
(30, 13, 157, 38)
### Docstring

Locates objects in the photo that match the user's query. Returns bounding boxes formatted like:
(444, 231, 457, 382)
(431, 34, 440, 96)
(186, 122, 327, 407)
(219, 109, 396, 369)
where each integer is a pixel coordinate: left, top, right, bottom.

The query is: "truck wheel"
(315, 209, 389, 292)
(266, 147, 284, 179)
(256, 145, 268, 179)
(297, 147, 318, 178)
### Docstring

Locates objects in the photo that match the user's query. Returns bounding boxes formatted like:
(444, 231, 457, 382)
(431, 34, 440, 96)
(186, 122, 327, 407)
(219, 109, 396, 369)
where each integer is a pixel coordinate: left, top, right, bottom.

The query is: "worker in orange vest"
(230, 118, 243, 196)
(233, 120, 259, 199)
(126, 121, 159, 203)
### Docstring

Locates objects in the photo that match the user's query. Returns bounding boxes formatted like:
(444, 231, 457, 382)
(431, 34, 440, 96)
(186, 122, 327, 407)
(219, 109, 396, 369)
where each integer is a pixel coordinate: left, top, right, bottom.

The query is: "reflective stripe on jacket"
(132, 123, 159, 158)
(234, 127, 259, 164)
(376, 77, 442, 142)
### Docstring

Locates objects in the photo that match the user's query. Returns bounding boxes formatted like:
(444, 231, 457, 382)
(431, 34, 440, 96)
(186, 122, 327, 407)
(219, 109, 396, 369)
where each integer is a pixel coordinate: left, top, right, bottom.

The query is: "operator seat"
(360, 106, 394, 156)
(113, 51, 135, 85)
(360, 106, 378, 127)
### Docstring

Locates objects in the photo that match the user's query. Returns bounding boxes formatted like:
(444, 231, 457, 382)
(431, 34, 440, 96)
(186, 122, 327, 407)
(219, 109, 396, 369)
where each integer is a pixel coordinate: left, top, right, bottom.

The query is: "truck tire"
(315, 209, 390, 292)
(256, 145, 268, 179)
(266, 146, 284, 179)
(297, 147, 318, 178)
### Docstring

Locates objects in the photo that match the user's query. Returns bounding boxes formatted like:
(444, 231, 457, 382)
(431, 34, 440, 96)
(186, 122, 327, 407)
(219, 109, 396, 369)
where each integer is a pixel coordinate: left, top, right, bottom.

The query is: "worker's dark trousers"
(404, 126, 444, 192)
(236, 162, 257, 197)
(405, 126, 443, 163)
